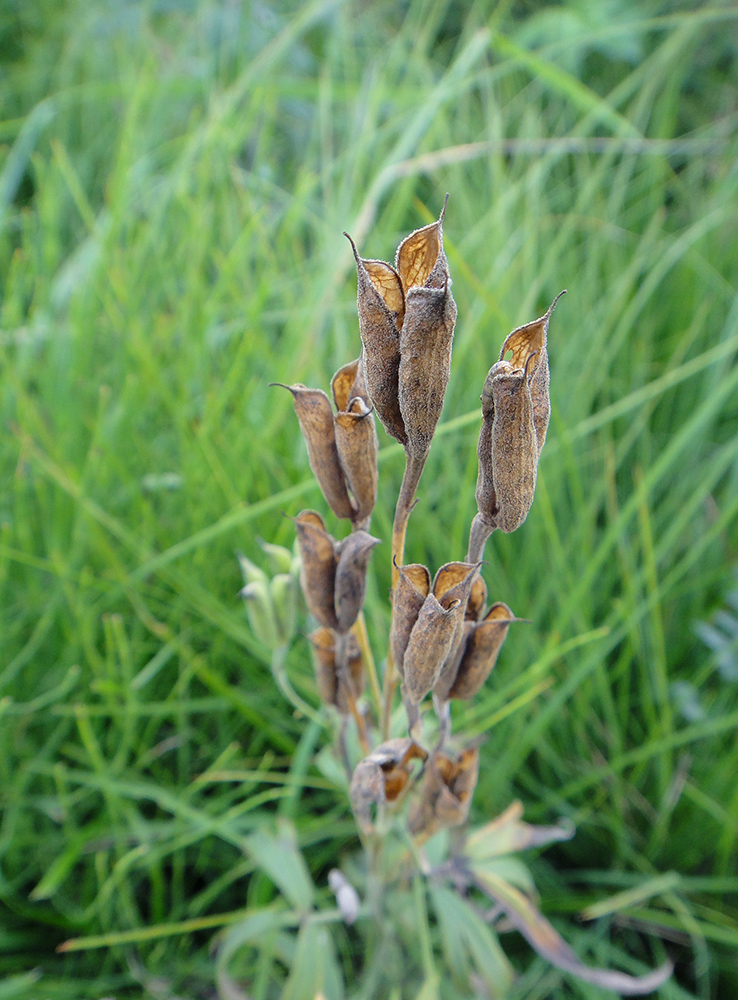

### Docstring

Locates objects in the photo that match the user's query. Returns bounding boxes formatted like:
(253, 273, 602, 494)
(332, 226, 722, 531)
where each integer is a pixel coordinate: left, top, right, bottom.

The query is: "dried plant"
(229, 203, 673, 999)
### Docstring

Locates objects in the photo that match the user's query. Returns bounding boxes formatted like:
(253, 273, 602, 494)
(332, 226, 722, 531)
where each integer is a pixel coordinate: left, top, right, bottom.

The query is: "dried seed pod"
(408, 746, 479, 839)
(431, 563, 480, 700)
(334, 530, 380, 633)
(390, 562, 431, 680)
(331, 360, 379, 525)
(293, 510, 339, 630)
(475, 293, 564, 534)
(401, 594, 459, 708)
(347, 202, 457, 459)
(346, 235, 407, 447)
(466, 574, 488, 622)
(350, 738, 427, 832)
(447, 602, 515, 701)
(308, 627, 364, 713)
(498, 290, 564, 458)
(484, 359, 539, 533)
(396, 206, 457, 460)
(273, 383, 355, 521)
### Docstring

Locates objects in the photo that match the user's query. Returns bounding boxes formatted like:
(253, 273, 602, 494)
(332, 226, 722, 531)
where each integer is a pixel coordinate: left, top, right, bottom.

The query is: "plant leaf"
(429, 883, 514, 997)
(464, 800, 574, 861)
(244, 820, 314, 912)
(472, 867, 673, 995)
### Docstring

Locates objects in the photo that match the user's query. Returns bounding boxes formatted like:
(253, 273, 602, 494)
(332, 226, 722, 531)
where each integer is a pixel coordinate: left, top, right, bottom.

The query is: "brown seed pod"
(334, 530, 380, 634)
(331, 360, 379, 525)
(475, 293, 565, 534)
(447, 602, 515, 701)
(308, 626, 364, 714)
(293, 510, 339, 630)
(466, 574, 488, 622)
(401, 594, 459, 707)
(346, 202, 457, 459)
(390, 562, 431, 680)
(498, 291, 564, 459)
(486, 360, 539, 533)
(349, 738, 428, 833)
(396, 207, 457, 461)
(346, 236, 407, 447)
(431, 563, 481, 700)
(408, 746, 479, 839)
(272, 384, 355, 521)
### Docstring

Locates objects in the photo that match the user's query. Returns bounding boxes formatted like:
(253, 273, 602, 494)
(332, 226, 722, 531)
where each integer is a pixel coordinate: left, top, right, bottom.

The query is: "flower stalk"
(238, 202, 671, 997)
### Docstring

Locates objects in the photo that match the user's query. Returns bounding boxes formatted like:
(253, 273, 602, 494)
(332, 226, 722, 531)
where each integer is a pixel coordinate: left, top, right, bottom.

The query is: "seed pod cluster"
(475, 293, 565, 534)
(390, 561, 478, 723)
(349, 738, 428, 833)
(274, 358, 378, 528)
(434, 601, 517, 703)
(408, 746, 479, 839)
(347, 201, 457, 461)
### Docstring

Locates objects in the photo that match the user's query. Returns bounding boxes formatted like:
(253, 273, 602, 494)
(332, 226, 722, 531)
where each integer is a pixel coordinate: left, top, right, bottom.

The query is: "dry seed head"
(408, 746, 480, 839)
(347, 201, 456, 460)
(393, 561, 478, 715)
(475, 293, 564, 534)
(346, 235, 407, 447)
(272, 383, 355, 521)
(390, 562, 431, 681)
(293, 511, 339, 630)
(446, 602, 516, 701)
(334, 530, 381, 634)
(331, 359, 379, 525)
(350, 738, 428, 833)
(430, 562, 482, 700)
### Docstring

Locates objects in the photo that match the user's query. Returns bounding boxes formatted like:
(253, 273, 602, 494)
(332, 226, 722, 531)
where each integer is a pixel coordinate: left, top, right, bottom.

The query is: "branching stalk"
(467, 512, 495, 564)
(391, 451, 427, 589)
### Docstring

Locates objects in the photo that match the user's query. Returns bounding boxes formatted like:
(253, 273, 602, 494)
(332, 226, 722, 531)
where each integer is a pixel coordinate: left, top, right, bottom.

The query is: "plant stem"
(352, 611, 382, 724)
(336, 632, 371, 755)
(391, 451, 427, 589)
(467, 512, 495, 564)
(382, 451, 427, 738)
(270, 645, 324, 727)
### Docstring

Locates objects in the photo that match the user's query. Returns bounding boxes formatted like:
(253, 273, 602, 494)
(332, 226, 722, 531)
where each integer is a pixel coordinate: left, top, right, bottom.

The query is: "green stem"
(270, 645, 324, 727)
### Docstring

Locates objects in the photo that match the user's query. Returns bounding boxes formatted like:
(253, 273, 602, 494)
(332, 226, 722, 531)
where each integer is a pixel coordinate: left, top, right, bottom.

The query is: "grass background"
(1, 0, 738, 996)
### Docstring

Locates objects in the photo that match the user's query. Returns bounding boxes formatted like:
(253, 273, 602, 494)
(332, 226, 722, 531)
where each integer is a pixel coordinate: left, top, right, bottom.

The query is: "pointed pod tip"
(268, 381, 297, 395)
(547, 289, 567, 316)
(439, 193, 449, 223)
(343, 232, 360, 260)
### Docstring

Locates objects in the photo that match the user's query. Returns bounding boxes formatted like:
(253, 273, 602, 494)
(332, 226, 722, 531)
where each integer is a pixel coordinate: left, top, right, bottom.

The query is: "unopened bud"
(257, 538, 294, 576)
(269, 573, 297, 646)
(328, 869, 360, 925)
(240, 579, 280, 649)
